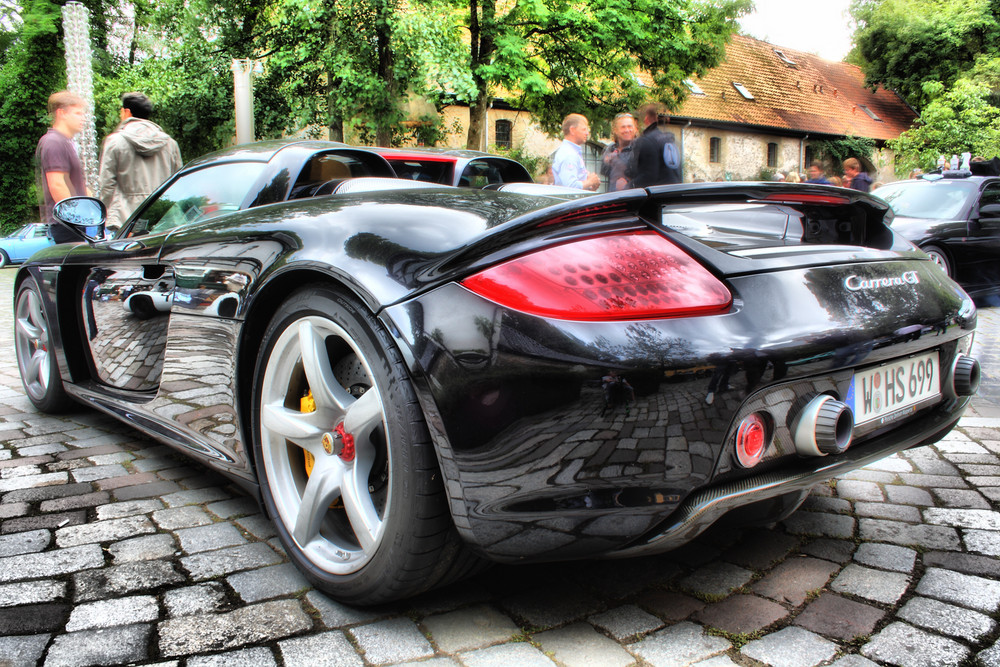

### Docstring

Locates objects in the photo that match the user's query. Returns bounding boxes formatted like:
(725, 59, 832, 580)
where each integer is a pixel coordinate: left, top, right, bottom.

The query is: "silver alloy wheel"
(258, 315, 390, 575)
(15, 282, 53, 402)
(924, 246, 950, 276)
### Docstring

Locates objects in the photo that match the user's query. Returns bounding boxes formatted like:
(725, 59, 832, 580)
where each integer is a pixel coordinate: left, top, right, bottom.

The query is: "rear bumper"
(608, 396, 969, 558)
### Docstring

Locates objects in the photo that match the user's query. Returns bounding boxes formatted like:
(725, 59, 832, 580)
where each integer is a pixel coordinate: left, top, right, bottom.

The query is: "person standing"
(842, 158, 872, 192)
(601, 113, 637, 192)
(551, 114, 600, 190)
(806, 161, 831, 184)
(35, 90, 89, 243)
(628, 104, 682, 188)
(99, 92, 182, 231)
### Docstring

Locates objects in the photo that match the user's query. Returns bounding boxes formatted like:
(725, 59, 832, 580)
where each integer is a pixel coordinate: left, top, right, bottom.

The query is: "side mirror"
(978, 203, 1000, 218)
(52, 196, 107, 243)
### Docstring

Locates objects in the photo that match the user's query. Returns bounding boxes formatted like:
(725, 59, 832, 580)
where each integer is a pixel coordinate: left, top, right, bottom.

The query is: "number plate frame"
(847, 351, 941, 427)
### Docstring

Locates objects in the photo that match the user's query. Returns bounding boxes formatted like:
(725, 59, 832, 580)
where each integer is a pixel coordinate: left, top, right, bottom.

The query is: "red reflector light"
(735, 413, 769, 468)
(461, 232, 732, 321)
(762, 193, 850, 205)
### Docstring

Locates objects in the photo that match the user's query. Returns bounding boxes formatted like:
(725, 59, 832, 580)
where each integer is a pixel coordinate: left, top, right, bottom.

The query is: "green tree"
(814, 136, 878, 171)
(92, 0, 239, 160)
(205, 0, 472, 147)
(849, 0, 1000, 110)
(0, 0, 62, 233)
(889, 56, 1000, 173)
(461, 0, 749, 149)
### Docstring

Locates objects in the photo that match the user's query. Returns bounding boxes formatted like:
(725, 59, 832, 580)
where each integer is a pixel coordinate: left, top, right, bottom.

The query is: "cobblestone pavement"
(2, 265, 1000, 667)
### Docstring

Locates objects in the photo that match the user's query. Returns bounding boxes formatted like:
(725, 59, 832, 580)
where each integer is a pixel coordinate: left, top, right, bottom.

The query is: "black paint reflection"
(84, 267, 172, 391)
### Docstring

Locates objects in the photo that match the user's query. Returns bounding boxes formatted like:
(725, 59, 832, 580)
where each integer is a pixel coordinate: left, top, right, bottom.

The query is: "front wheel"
(14, 276, 72, 413)
(0, 250, 10, 269)
(923, 244, 952, 278)
(251, 286, 474, 604)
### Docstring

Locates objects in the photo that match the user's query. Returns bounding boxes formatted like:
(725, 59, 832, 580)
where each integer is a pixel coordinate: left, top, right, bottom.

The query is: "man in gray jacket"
(99, 92, 182, 231)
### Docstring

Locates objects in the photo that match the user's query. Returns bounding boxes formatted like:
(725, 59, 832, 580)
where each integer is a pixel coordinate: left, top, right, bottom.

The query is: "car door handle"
(108, 240, 145, 252)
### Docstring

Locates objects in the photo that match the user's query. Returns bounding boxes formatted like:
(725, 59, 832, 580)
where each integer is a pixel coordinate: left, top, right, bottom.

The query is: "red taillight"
(762, 193, 850, 205)
(461, 231, 732, 321)
(735, 413, 769, 468)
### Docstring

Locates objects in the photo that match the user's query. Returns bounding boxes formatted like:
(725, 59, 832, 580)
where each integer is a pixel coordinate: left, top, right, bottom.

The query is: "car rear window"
(384, 158, 454, 185)
(874, 180, 976, 220)
(288, 151, 396, 199)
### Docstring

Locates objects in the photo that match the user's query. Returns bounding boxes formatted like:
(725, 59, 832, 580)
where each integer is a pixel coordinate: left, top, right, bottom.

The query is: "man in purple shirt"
(35, 90, 89, 243)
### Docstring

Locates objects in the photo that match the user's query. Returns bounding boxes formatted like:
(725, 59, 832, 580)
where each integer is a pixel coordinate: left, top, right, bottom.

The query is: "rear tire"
(250, 285, 476, 604)
(14, 277, 72, 413)
(923, 245, 951, 277)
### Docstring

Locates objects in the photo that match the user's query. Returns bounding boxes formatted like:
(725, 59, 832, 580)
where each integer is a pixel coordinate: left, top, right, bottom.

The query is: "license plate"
(847, 351, 940, 426)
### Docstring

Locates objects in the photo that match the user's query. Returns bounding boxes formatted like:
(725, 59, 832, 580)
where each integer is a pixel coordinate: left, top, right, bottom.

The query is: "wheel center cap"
(321, 432, 336, 455)
(321, 423, 356, 462)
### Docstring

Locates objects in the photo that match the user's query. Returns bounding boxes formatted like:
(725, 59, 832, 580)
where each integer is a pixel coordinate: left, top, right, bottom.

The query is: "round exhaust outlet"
(951, 355, 981, 397)
(792, 394, 854, 457)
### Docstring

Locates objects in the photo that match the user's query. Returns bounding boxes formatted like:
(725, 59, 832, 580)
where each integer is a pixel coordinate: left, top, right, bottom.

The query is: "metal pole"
(61, 2, 99, 193)
(232, 59, 255, 144)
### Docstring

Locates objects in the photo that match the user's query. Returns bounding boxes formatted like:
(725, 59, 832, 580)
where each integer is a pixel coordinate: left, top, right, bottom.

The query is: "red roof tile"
(671, 35, 917, 141)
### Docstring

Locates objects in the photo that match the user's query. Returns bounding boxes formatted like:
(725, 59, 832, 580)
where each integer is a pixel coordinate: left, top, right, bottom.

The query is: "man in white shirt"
(551, 114, 600, 190)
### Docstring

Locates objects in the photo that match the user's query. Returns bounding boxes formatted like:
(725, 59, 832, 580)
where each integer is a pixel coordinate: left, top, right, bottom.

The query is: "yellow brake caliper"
(300, 389, 343, 509)
(301, 390, 317, 476)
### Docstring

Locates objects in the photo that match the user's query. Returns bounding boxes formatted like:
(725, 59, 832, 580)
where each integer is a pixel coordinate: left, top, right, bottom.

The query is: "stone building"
(435, 35, 918, 185)
(666, 35, 918, 183)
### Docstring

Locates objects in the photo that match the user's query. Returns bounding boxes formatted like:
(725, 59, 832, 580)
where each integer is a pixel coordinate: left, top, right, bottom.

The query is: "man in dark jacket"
(843, 157, 872, 192)
(627, 104, 682, 187)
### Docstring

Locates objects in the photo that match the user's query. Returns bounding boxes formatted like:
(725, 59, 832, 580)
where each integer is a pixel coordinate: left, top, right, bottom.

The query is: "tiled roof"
(668, 35, 918, 141)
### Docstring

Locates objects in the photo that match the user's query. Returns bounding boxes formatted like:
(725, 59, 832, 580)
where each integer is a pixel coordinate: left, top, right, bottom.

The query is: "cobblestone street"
(2, 265, 1000, 667)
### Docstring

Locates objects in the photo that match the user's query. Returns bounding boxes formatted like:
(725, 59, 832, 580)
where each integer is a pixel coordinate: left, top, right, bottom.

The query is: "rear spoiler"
(417, 182, 899, 284)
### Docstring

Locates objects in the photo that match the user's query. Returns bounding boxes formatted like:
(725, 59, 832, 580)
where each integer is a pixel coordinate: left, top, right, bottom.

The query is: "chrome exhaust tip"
(951, 355, 981, 397)
(792, 394, 854, 457)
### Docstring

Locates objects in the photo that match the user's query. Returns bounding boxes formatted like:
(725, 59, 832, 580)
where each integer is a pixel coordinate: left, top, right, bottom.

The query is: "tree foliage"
(814, 136, 878, 171)
(849, 0, 1000, 110)
(0, 0, 63, 233)
(461, 0, 749, 149)
(889, 56, 1000, 173)
(850, 0, 1000, 172)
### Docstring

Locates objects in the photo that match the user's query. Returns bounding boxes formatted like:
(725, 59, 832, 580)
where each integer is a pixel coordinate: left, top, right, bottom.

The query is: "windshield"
(874, 180, 976, 220)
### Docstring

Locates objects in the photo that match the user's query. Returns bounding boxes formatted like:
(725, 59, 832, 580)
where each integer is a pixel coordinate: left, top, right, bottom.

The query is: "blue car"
(0, 223, 53, 268)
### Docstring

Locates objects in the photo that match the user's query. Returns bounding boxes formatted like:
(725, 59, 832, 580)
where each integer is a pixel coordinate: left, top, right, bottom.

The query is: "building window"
(732, 82, 755, 100)
(495, 120, 512, 149)
(774, 49, 798, 68)
(709, 137, 721, 163)
(859, 105, 883, 121)
(767, 142, 778, 169)
(684, 79, 706, 96)
(804, 145, 815, 167)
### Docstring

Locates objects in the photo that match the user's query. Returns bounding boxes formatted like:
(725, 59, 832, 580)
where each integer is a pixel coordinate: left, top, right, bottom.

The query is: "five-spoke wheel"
(252, 286, 468, 603)
(14, 277, 71, 412)
(923, 244, 951, 278)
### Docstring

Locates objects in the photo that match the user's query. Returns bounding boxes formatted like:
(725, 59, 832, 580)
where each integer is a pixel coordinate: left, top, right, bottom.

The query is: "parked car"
(15, 155, 980, 604)
(0, 223, 53, 268)
(873, 172, 1000, 299)
(114, 140, 398, 237)
(370, 147, 534, 188)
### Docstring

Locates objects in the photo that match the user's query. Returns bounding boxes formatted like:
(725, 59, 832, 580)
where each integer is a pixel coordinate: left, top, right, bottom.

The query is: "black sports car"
(874, 172, 1000, 299)
(15, 144, 981, 604)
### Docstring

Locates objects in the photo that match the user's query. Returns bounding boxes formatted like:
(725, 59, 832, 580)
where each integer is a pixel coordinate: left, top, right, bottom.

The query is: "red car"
(371, 147, 534, 188)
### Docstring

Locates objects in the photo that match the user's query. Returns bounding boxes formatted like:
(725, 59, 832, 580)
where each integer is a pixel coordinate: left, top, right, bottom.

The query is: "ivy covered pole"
(61, 1, 98, 193)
